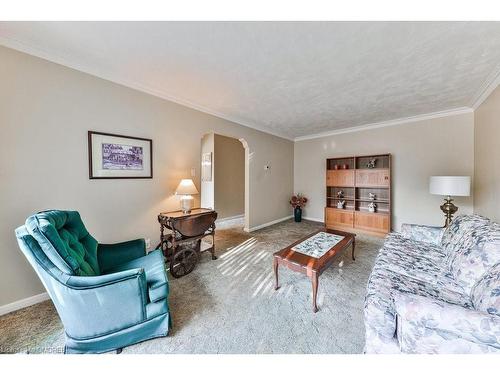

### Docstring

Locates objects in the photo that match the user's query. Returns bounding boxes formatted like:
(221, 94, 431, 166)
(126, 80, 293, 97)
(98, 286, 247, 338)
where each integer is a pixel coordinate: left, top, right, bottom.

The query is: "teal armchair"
(15, 210, 171, 354)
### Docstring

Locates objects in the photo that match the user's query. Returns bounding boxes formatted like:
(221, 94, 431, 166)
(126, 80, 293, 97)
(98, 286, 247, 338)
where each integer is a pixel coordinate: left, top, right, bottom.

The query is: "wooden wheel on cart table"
(169, 242, 200, 278)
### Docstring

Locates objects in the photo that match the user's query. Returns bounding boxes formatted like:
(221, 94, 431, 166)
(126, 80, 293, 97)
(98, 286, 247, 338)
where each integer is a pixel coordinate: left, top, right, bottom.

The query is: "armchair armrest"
(394, 292, 500, 353)
(59, 269, 148, 339)
(66, 268, 145, 289)
(400, 223, 444, 245)
(97, 238, 146, 273)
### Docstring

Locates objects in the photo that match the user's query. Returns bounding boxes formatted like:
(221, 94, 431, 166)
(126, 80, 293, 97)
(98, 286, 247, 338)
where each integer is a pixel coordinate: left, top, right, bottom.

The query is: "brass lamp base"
(440, 196, 458, 227)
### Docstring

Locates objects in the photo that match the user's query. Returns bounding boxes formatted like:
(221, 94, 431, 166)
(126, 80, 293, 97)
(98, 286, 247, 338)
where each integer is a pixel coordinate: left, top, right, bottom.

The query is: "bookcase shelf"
(325, 154, 391, 236)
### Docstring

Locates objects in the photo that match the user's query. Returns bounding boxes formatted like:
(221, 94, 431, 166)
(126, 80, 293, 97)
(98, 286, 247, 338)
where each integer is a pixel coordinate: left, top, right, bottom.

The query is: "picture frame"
(88, 131, 153, 179)
(201, 152, 212, 182)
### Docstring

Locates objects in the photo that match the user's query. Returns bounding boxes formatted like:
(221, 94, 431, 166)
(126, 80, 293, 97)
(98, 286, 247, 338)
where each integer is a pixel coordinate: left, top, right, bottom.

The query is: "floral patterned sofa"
(364, 214, 500, 354)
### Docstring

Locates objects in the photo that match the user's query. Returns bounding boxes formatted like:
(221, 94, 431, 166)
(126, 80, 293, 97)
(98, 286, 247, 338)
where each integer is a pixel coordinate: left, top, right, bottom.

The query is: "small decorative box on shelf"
(325, 154, 391, 236)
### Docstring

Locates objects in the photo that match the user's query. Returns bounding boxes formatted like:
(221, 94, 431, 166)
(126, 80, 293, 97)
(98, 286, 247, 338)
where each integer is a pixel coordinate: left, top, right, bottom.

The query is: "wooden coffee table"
(273, 229, 355, 313)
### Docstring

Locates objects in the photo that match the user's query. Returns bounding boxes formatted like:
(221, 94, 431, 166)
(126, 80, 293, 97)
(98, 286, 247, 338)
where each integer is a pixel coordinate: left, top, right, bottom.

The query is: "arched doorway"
(200, 132, 249, 231)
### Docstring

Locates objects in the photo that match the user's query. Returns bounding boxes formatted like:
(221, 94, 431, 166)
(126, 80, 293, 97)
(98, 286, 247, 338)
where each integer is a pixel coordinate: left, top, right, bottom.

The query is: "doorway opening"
(200, 133, 249, 231)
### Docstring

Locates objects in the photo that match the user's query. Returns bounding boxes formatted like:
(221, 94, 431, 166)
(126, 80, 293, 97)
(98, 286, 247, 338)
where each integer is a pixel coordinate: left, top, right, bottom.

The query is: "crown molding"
(470, 63, 500, 110)
(0, 35, 485, 143)
(294, 107, 474, 142)
(0, 35, 295, 142)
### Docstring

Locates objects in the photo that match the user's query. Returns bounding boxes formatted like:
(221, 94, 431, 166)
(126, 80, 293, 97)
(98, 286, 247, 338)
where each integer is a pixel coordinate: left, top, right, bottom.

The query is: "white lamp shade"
(175, 179, 199, 195)
(429, 176, 471, 197)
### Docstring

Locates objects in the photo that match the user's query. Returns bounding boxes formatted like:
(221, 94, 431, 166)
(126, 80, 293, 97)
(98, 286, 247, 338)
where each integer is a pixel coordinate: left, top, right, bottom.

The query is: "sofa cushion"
(376, 256, 465, 295)
(441, 214, 490, 248)
(384, 233, 447, 261)
(472, 263, 500, 316)
(375, 233, 467, 294)
(107, 249, 168, 303)
(377, 249, 443, 282)
(372, 260, 470, 307)
(449, 223, 500, 294)
(26, 211, 99, 276)
(441, 214, 490, 267)
(400, 224, 445, 245)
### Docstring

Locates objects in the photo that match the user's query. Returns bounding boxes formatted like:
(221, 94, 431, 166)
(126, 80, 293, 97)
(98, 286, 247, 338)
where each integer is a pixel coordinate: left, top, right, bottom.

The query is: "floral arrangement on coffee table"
(290, 194, 308, 208)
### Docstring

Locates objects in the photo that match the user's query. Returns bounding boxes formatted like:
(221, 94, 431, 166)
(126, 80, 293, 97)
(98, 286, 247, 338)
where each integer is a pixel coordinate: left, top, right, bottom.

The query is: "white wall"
(474, 85, 500, 223)
(294, 113, 475, 230)
(0, 46, 294, 306)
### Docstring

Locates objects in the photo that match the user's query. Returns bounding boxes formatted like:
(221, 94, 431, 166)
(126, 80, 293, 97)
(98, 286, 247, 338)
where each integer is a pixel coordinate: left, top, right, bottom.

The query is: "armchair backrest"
(15, 225, 75, 328)
(25, 210, 100, 276)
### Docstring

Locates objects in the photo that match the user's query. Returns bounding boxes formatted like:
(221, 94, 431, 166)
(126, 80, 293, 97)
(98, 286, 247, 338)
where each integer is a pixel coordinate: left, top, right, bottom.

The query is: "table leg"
(211, 233, 217, 260)
(312, 271, 319, 313)
(274, 257, 280, 290)
(352, 237, 356, 261)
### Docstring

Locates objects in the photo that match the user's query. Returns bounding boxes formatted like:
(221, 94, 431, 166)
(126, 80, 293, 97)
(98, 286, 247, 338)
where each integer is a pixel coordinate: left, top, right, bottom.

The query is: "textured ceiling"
(1, 21, 500, 139)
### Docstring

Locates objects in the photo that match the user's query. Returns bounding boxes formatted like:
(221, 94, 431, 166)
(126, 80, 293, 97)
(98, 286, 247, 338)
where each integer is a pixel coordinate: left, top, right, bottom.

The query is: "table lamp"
(175, 179, 199, 214)
(429, 176, 471, 227)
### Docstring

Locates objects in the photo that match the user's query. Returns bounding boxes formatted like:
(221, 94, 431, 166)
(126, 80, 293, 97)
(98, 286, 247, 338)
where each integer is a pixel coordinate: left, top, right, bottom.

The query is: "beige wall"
(0, 46, 294, 306)
(214, 134, 245, 219)
(474, 86, 500, 222)
(294, 113, 475, 230)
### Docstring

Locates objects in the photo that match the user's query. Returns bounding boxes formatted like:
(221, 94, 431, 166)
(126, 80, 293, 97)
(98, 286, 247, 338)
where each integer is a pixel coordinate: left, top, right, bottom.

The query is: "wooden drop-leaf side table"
(156, 208, 217, 278)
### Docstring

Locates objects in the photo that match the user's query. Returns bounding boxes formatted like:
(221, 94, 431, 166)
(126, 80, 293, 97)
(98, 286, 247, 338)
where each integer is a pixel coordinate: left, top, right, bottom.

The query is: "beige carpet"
(0, 219, 383, 354)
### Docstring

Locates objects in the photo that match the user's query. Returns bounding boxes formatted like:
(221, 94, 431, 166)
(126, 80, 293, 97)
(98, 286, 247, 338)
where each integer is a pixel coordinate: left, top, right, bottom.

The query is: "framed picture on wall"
(88, 131, 153, 179)
(201, 152, 212, 181)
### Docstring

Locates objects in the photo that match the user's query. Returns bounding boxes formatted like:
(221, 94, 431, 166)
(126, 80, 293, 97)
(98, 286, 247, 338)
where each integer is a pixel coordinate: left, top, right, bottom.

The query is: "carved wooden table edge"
(273, 228, 356, 313)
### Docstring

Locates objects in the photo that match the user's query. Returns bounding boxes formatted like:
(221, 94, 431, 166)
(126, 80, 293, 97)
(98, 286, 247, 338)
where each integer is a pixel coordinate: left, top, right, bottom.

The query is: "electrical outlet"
(145, 238, 151, 250)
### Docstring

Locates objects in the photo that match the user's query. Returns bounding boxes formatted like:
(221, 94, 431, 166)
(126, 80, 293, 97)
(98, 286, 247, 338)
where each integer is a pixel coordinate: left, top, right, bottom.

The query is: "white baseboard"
(246, 215, 293, 232)
(216, 214, 245, 224)
(0, 292, 49, 316)
(303, 216, 324, 223)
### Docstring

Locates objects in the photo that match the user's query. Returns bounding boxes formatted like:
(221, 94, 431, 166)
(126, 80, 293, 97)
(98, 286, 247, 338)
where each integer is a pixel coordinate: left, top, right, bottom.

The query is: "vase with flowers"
(290, 194, 308, 222)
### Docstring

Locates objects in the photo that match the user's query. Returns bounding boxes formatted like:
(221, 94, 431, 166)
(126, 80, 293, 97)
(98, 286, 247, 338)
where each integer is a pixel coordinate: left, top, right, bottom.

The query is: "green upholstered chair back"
(25, 210, 100, 276)
(15, 225, 76, 331)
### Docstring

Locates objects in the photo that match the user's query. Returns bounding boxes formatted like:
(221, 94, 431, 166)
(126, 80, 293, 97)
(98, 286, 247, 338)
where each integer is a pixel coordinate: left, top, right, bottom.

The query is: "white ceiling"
(1, 21, 500, 140)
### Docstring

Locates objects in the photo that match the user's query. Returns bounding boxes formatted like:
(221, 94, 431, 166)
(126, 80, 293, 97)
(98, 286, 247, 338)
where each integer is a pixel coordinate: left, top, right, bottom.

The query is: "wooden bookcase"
(325, 154, 391, 237)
